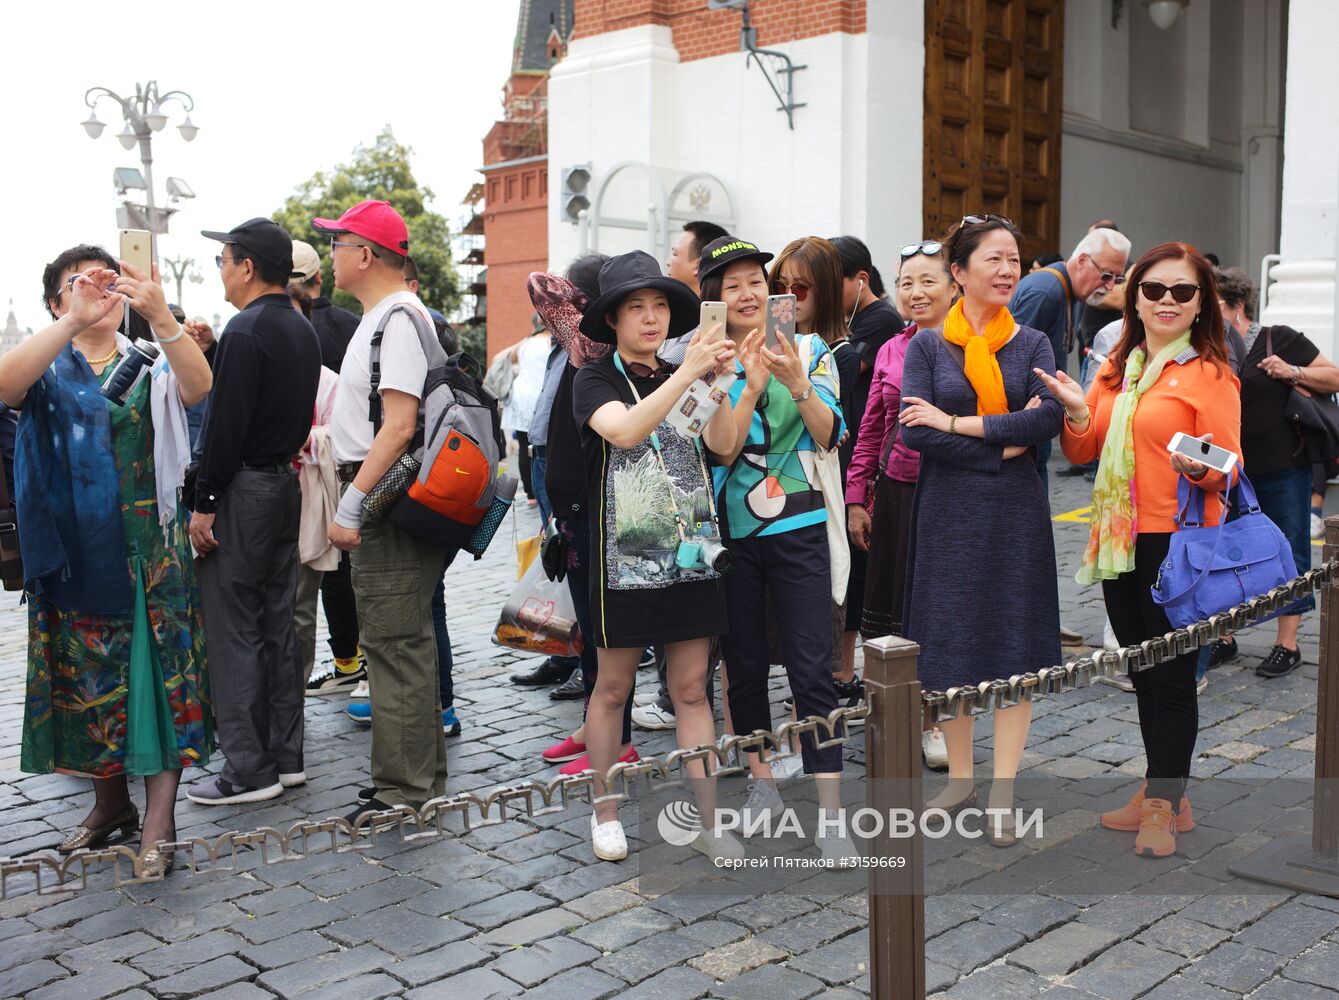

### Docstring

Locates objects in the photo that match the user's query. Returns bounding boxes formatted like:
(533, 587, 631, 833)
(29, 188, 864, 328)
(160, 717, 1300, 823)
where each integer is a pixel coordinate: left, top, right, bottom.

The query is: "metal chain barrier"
(3, 559, 1335, 899)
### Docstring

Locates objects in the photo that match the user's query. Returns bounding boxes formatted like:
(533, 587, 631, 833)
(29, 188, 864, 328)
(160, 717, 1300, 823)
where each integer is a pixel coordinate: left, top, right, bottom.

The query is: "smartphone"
(118, 229, 152, 277)
(764, 293, 797, 351)
(1167, 432, 1237, 475)
(699, 301, 727, 341)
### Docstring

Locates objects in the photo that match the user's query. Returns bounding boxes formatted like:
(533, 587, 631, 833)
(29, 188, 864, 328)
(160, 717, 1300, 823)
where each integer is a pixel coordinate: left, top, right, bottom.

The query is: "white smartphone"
(1167, 432, 1237, 475)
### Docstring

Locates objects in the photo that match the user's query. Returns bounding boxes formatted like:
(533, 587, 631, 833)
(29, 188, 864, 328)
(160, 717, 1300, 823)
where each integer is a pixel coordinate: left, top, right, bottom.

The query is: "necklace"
(82, 344, 120, 367)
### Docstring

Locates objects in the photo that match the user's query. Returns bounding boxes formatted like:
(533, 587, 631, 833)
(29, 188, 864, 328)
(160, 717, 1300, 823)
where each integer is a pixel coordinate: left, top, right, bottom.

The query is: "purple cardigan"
(845, 323, 921, 504)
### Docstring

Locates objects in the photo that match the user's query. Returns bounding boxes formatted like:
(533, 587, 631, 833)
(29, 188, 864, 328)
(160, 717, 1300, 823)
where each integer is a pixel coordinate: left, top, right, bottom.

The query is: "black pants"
(319, 550, 360, 660)
(197, 469, 303, 787)
(568, 510, 632, 744)
(515, 431, 534, 499)
(722, 522, 841, 773)
(1102, 532, 1198, 806)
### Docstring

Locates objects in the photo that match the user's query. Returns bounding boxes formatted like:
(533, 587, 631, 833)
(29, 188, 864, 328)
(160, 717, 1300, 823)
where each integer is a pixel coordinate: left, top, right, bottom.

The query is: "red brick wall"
(572, 0, 865, 60)
(482, 161, 550, 361)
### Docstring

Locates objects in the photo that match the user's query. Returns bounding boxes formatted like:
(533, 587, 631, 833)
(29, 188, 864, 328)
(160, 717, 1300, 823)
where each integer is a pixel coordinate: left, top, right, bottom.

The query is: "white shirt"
(331, 290, 433, 463)
(502, 333, 552, 433)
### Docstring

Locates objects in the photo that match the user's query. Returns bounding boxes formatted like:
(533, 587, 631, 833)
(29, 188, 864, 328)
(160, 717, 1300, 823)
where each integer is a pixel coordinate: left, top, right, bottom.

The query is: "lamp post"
(162, 256, 200, 310)
(81, 81, 200, 264)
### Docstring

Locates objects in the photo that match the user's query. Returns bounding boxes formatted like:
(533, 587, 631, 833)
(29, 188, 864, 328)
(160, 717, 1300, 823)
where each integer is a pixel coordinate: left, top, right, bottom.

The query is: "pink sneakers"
(560, 746, 640, 776)
(541, 735, 587, 763)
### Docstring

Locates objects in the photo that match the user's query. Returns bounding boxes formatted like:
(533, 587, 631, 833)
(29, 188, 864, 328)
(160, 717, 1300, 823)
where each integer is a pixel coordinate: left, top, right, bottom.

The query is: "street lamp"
(81, 81, 200, 263)
(162, 256, 199, 310)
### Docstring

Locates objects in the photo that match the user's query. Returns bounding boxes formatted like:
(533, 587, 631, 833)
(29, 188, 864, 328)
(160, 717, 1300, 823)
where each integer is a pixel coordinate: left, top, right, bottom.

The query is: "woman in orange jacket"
(1035, 242, 1240, 859)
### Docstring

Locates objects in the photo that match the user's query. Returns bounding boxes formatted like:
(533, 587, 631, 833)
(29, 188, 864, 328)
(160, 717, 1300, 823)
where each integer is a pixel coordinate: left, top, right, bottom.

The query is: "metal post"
(138, 131, 158, 266)
(862, 635, 926, 999)
(1231, 514, 1339, 895)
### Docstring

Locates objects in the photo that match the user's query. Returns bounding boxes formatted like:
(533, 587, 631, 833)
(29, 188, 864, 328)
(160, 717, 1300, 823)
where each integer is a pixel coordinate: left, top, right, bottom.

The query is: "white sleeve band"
(335, 485, 367, 529)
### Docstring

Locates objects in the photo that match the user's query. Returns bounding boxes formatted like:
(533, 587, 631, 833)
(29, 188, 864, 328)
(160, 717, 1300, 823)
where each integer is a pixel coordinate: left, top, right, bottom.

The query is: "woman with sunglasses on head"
(573, 251, 743, 864)
(770, 238, 863, 708)
(698, 236, 859, 864)
(898, 215, 1064, 846)
(0, 247, 213, 876)
(1037, 242, 1240, 858)
(846, 240, 959, 770)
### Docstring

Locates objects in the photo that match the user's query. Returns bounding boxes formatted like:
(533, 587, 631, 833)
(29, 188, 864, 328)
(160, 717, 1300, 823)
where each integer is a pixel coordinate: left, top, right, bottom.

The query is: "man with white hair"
(1009, 226, 1130, 647)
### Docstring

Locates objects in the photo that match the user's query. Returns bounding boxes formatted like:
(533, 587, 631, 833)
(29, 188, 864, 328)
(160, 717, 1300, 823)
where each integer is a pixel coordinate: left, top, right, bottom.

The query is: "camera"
(675, 535, 732, 574)
(99, 340, 160, 407)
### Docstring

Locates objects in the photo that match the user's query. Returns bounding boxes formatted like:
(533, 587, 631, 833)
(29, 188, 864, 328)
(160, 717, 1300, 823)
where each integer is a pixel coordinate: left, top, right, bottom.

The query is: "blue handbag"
(1150, 468, 1298, 630)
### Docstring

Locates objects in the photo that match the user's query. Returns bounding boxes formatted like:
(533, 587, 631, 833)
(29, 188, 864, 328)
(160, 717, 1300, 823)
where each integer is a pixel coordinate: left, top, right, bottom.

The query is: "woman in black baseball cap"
(571, 250, 743, 864)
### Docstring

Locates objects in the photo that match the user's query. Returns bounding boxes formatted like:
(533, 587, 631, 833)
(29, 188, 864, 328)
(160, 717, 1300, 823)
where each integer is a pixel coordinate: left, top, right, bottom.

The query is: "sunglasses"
(770, 280, 810, 303)
(900, 240, 943, 259)
(1138, 281, 1201, 304)
(330, 238, 380, 259)
(960, 214, 1015, 228)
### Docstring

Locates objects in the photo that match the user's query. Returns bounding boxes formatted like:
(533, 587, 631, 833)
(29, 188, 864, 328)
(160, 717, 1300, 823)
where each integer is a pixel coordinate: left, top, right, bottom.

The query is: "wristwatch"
(790, 385, 812, 402)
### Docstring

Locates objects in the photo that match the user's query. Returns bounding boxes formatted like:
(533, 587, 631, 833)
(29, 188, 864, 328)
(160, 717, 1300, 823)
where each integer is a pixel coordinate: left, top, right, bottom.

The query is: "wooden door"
(923, 0, 1065, 262)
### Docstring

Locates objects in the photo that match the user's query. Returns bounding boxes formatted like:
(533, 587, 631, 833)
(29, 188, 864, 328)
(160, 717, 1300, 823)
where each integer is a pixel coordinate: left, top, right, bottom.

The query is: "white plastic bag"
(493, 555, 583, 657)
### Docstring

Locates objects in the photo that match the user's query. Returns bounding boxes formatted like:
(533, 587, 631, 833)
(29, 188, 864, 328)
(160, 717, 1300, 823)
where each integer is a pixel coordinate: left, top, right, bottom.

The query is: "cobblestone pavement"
(2, 463, 1338, 1000)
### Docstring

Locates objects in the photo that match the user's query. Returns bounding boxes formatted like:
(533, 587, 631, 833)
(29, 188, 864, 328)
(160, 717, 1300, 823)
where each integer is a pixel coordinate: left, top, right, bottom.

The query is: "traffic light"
(561, 165, 591, 223)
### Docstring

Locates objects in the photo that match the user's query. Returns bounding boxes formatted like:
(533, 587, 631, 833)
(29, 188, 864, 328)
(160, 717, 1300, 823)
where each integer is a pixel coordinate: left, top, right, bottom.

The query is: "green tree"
(272, 127, 459, 317)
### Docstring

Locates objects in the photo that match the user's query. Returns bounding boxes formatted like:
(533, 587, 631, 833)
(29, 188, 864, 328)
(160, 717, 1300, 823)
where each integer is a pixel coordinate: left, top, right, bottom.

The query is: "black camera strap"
(611, 353, 721, 544)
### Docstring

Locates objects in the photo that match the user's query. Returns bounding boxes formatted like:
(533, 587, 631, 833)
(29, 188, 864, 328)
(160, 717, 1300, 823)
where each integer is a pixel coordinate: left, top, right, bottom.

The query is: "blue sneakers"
(345, 701, 461, 737)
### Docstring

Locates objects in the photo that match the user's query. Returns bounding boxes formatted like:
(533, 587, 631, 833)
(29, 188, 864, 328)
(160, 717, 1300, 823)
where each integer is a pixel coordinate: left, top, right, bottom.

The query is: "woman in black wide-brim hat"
(572, 250, 743, 864)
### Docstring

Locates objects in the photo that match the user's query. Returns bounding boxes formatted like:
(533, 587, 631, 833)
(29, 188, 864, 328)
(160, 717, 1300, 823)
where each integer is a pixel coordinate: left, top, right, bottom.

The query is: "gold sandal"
(139, 842, 176, 879)
(58, 805, 139, 854)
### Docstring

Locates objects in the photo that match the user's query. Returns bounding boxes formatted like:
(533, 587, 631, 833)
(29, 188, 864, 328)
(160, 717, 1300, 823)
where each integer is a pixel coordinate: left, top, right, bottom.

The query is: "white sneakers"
(692, 825, 746, 863)
(739, 781, 785, 834)
(349, 680, 369, 699)
(631, 702, 677, 731)
(278, 772, 307, 788)
(590, 813, 628, 861)
(921, 729, 949, 771)
(1312, 512, 1325, 539)
(633, 690, 660, 707)
(771, 754, 805, 784)
(815, 809, 861, 866)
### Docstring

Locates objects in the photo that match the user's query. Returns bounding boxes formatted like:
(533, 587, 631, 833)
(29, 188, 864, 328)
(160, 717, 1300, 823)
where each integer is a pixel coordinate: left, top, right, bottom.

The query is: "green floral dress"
(20, 372, 213, 778)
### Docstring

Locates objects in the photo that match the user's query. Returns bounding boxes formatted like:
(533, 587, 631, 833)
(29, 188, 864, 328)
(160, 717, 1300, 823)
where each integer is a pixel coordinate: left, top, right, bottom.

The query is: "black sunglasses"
(900, 240, 943, 259)
(1138, 281, 1201, 304)
(960, 214, 1015, 228)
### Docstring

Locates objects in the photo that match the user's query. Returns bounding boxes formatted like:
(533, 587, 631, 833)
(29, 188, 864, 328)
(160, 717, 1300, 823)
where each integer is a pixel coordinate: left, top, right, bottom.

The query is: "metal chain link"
(4, 559, 1334, 898)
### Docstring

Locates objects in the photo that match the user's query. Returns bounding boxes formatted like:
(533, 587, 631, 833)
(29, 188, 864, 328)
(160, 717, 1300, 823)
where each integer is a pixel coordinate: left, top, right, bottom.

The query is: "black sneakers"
(1256, 645, 1302, 678)
(1206, 637, 1239, 669)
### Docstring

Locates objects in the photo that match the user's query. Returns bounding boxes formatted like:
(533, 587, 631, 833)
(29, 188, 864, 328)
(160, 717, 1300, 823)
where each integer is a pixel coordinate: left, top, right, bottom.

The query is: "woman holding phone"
(846, 240, 959, 769)
(1038, 242, 1239, 858)
(572, 250, 741, 863)
(697, 236, 858, 864)
(0, 246, 212, 876)
(897, 216, 1064, 846)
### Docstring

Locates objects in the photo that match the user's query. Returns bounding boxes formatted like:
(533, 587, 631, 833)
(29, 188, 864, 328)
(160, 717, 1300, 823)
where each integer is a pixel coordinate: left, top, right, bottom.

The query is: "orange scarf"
(941, 299, 1014, 416)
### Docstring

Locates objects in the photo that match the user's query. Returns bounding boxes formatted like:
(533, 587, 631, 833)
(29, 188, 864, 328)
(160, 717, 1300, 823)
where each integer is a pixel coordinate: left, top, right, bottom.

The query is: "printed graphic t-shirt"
(711, 333, 845, 539)
(572, 355, 728, 647)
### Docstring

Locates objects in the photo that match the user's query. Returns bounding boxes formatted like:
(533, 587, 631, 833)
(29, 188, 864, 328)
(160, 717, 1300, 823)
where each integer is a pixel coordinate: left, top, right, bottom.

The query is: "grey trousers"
(295, 563, 322, 685)
(197, 469, 303, 788)
(350, 510, 449, 807)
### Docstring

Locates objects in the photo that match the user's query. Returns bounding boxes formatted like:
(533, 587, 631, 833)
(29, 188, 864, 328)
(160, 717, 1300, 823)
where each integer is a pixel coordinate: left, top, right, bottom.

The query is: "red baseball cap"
(311, 200, 409, 256)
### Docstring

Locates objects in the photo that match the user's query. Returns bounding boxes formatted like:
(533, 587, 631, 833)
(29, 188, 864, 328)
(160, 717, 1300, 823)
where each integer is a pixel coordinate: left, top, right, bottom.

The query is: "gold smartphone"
(118, 229, 152, 277)
(699, 301, 727, 341)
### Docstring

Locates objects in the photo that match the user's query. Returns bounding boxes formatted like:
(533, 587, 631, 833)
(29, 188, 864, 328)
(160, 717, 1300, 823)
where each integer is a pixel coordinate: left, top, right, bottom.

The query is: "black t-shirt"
(831, 340, 862, 474)
(1240, 325, 1321, 474)
(195, 293, 322, 513)
(310, 297, 361, 373)
(1077, 304, 1120, 351)
(572, 355, 726, 647)
(544, 363, 587, 519)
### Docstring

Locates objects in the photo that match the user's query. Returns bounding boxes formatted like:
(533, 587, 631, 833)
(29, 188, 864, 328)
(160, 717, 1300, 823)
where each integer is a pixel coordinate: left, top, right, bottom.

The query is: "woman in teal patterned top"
(0, 246, 212, 874)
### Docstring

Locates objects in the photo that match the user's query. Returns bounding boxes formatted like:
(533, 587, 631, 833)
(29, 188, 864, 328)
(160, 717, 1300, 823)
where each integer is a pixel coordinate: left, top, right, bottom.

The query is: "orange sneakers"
(1134, 798, 1179, 857)
(1100, 782, 1194, 832)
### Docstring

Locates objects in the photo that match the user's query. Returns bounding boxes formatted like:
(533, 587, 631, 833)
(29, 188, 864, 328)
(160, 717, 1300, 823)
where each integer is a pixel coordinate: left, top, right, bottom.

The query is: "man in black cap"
(186, 218, 323, 807)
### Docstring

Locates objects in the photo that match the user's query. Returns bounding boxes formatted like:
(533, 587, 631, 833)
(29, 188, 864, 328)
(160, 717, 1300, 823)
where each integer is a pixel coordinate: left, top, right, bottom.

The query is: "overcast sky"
(1, 0, 520, 331)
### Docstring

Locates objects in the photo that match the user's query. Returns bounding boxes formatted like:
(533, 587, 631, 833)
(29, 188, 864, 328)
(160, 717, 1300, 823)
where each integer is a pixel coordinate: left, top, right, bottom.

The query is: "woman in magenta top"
(845, 242, 958, 767)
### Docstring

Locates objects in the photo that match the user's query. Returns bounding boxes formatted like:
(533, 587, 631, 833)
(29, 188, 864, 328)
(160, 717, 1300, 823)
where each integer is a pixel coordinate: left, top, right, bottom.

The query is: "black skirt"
(860, 476, 915, 639)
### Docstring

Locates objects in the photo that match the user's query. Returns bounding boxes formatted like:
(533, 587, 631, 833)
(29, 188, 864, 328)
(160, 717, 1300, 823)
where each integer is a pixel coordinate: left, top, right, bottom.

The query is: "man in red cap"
(313, 200, 449, 821)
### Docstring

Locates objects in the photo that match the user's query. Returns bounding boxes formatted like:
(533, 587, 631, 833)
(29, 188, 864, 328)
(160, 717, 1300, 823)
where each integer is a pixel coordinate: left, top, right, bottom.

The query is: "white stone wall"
(546, 7, 924, 282)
